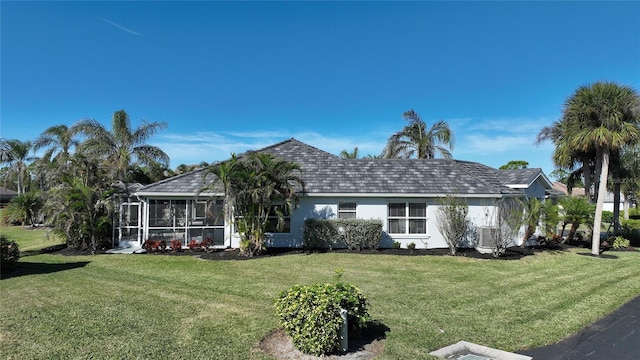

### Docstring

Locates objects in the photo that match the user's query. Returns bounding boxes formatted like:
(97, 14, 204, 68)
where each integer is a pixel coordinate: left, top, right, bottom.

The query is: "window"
(338, 202, 357, 219)
(388, 202, 427, 234)
(267, 205, 291, 233)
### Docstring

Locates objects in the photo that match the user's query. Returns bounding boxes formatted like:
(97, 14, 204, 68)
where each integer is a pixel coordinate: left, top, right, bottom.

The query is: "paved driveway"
(519, 295, 640, 360)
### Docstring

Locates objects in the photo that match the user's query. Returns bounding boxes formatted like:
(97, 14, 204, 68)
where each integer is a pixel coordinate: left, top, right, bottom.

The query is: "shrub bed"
(303, 218, 382, 250)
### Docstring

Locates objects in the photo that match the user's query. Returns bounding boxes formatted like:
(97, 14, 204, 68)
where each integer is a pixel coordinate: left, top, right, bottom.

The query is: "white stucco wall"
(267, 196, 525, 250)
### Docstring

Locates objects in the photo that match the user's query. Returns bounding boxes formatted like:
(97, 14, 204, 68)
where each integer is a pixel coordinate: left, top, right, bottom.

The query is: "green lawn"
(1, 235, 639, 359)
(0, 226, 65, 256)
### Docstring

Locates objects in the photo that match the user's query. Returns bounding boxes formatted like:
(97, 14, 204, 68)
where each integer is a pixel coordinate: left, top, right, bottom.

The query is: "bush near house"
(303, 218, 382, 250)
(274, 279, 371, 356)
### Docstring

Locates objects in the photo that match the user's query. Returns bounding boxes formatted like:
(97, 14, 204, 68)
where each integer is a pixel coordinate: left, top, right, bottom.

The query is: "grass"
(0, 225, 65, 255)
(1, 228, 639, 359)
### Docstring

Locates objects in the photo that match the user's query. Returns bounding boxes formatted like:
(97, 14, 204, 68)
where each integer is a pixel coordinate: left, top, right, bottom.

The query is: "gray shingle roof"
(137, 138, 526, 197)
(497, 168, 546, 186)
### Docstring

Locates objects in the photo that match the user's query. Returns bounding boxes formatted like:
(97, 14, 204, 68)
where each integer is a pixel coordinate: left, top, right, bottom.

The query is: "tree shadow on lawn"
(1, 260, 91, 280)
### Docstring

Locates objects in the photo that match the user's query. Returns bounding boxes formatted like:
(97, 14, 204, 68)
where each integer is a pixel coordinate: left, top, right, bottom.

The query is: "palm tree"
(0, 139, 35, 194)
(521, 197, 542, 246)
(34, 125, 79, 166)
(202, 152, 304, 256)
(561, 82, 640, 255)
(383, 109, 454, 159)
(72, 110, 169, 183)
(559, 196, 594, 242)
(5, 191, 43, 226)
(339, 147, 359, 159)
(537, 120, 595, 199)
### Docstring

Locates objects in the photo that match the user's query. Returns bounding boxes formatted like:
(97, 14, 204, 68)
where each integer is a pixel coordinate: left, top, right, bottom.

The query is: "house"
(115, 138, 553, 251)
(0, 187, 18, 207)
(551, 182, 627, 213)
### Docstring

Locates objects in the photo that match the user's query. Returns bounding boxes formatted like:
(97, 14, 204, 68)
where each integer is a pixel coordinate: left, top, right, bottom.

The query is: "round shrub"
(1, 235, 20, 270)
(611, 236, 630, 250)
(274, 282, 370, 355)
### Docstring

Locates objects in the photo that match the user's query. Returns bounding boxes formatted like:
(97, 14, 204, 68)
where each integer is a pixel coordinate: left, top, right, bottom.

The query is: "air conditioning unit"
(478, 227, 499, 248)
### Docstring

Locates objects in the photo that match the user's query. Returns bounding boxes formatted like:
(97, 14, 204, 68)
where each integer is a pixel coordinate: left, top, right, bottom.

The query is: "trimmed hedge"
(274, 281, 370, 355)
(303, 218, 382, 250)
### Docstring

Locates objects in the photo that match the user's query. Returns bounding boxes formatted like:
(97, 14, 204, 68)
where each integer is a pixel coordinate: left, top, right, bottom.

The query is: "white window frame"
(338, 202, 357, 219)
(388, 202, 428, 234)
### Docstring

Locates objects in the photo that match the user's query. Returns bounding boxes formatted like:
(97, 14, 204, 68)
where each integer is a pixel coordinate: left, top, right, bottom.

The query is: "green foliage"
(621, 218, 640, 230)
(203, 152, 304, 257)
(392, 241, 401, 249)
(406, 242, 416, 250)
(541, 199, 560, 236)
(303, 218, 382, 250)
(620, 219, 640, 247)
(601, 210, 614, 224)
(303, 218, 340, 249)
(382, 109, 454, 159)
(499, 160, 528, 170)
(560, 196, 595, 240)
(5, 191, 43, 226)
(274, 280, 370, 355)
(1, 235, 20, 270)
(610, 236, 630, 249)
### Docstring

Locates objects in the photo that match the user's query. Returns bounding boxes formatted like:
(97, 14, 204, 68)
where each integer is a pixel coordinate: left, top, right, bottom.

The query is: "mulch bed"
(44, 244, 558, 260)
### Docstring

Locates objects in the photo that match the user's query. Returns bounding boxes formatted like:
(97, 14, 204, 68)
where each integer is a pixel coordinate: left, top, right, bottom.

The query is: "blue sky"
(2, 1, 639, 178)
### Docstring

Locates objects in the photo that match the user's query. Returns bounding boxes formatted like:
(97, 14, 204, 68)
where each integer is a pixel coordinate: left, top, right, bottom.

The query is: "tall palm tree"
(33, 124, 79, 166)
(383, 109, 454, 159)
(0, 139, 35, 194)
(537, 120, 595, 199)
(72, 110, 169, 183)
(561, 82, 640, 255)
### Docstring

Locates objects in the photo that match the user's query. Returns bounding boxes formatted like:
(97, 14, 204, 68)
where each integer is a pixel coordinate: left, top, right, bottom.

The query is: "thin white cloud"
(155, 129, 389, 167)
(101, 17, 142, 36)
(462, 117, 552, 134)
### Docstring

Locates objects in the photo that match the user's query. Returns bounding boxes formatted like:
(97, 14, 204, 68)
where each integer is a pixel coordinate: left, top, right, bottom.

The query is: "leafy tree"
(486, 197, 525, 258)
(203, 152, 304, 256)
(435, 195, 469, 255)
(339, 147, 359, 159)
(383, 109, 454, 159)
(561, 82, 640, 255)
(499, 160, 529, 170)
(72, 110, 169, 184)
(0, 139, 35, 194)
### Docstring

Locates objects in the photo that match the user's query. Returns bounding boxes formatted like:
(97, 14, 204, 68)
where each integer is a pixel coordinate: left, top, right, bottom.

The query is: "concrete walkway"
(519, 295, 640, 360)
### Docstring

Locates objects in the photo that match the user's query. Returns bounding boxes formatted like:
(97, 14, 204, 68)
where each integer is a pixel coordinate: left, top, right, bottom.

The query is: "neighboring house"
(0, 187, 18, 207)
(551, 182, 625, 212)
(115, 138, 553, 250)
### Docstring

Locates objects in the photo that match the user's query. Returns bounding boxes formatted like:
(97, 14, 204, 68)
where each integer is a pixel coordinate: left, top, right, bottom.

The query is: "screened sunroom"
(116, 197, 228, 249)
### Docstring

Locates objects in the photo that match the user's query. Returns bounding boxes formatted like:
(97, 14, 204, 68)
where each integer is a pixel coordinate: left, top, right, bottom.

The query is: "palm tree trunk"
(582, 161, 592, 203)
(613, 180, 621, 234)
(592, 149, 609, 256)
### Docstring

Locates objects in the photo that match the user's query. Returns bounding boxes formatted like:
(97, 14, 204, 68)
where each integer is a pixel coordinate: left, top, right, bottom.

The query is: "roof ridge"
(453, 159, 510, 193)
(253, 138, 340, 159)
(138, 167, 206, 190)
